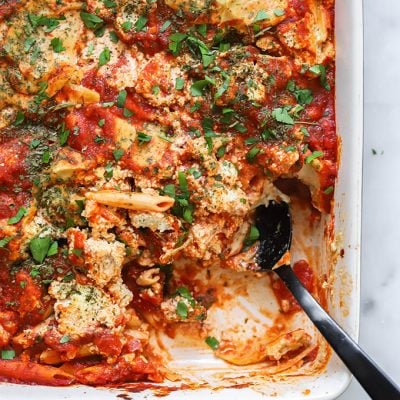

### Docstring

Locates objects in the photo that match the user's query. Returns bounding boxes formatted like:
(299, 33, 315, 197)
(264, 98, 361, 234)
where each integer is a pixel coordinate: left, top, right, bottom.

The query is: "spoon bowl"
(255, 201, 292, 270)
(254, 201, 400, 400)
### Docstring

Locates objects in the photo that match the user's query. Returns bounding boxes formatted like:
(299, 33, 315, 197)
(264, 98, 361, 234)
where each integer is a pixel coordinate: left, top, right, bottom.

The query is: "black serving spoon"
(255, 202, 400, 400)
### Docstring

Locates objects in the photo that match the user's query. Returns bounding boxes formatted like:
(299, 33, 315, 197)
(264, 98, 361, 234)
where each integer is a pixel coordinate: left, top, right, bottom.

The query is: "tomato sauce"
(0, 269, 49, 331)
(0, 0, 17, 21)
(123, 262, 165, 314)
(272, 260, 315, 313)
(65, 105, 116, 160)
(81, 69, 117, 102)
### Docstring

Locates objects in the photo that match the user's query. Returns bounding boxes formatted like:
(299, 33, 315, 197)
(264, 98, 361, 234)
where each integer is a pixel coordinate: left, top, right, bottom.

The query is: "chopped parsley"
(123, 107, 134, 118)
(1, 350, 15, 360)
(190, 76, 214, 97)
(152, 85, 160, 95)
(30, 139, 41, 149)
(205, 336, 219, 350)
(286, 80, 313, 105)
(285, 145, 296, 152)
(117, 90, 127, 108)
(103, 0, 117, 8)
(72, 248, 83, 257)
(121, 21, 133, 32)
(196, 24, 207, 37)
(300, 127, 310, 137)
(187, 168, 202, 179)
(272, 107, 294, 125)
(14, 110, 25, 126)
(215, 75, 230, 99)
(243, 225, 260, 247)
(216, 145, 227, 158)
(28, 14, 65, 32)
(59, 335, 70, 344)
(135, 15, 148, 32)
(0, 237, 12, 248)
(29, 237, 57, 263)
(190, 102, 201, 112)
(163, 172, 194, 224)
(309, 64, 331, 91)
(186, 36, 215, 67)
(254, 10, 269, 22)
(175, 77, 185, 90)
(244, 137, 260, 146)
(168, 33, 187, 55)
(109, 31, 119, 43)
(261, 129, 276, 141)
(24, 37, 36, 52)
(137, 132, 152, 144)
(7, 207, 27, 225)
(98, 47, 111, 67)
(113, 148, 124, 161)
(305, 150, 324, 164)
(42, 149, 51, 164)
(59, 123, 70, 146)
(246, 147, 261, 163)
(50, 37, 65, 53)
(80, 12, 104, 31)
(47, 241, 58, 257)
(273, 8, 285, 17)
(176, 286, 195, 305)
(160, 20, 172, 33)
(176, 300, 188, 319)
(163, 183, 176, 198)
(104, 162, 113, 180)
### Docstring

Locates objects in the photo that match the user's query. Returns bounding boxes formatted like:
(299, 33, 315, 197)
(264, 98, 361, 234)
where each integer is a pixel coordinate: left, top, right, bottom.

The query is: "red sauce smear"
(272, 260, 315, 313)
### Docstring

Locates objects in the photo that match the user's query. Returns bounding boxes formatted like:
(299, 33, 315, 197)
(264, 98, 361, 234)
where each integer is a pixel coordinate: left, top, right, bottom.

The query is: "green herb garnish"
(7, 207, 27, 225)
(205, 336, 219, 350)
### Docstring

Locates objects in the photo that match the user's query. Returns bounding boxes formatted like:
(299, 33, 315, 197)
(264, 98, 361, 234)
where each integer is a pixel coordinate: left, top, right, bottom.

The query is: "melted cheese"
(49, 281, 124, 337)
(84, 238, 126, 287)
(4, 4, 84, 95)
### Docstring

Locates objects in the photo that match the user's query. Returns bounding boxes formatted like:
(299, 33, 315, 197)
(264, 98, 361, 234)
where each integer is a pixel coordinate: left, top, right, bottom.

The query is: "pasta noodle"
(0, 361, 74, 386)
(85, 191, 175, 212)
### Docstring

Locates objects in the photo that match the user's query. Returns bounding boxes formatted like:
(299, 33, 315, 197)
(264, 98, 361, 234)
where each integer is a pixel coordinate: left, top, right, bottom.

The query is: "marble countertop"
(338, 0, 400, 398)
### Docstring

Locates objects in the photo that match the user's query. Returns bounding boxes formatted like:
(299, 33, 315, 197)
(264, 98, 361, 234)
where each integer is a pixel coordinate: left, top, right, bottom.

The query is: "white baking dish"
(0, 0, 363, 398)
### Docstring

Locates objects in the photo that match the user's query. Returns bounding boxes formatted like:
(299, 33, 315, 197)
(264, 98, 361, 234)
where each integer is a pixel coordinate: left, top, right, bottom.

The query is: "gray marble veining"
(337, 0, 400, 398)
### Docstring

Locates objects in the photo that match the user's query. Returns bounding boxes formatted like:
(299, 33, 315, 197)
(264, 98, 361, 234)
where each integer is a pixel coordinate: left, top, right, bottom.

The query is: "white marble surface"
(337, 0, 400, 398)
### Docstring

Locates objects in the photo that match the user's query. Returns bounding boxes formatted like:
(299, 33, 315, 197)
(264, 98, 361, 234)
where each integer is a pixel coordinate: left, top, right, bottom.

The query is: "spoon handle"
(275, 264, 400, 400)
